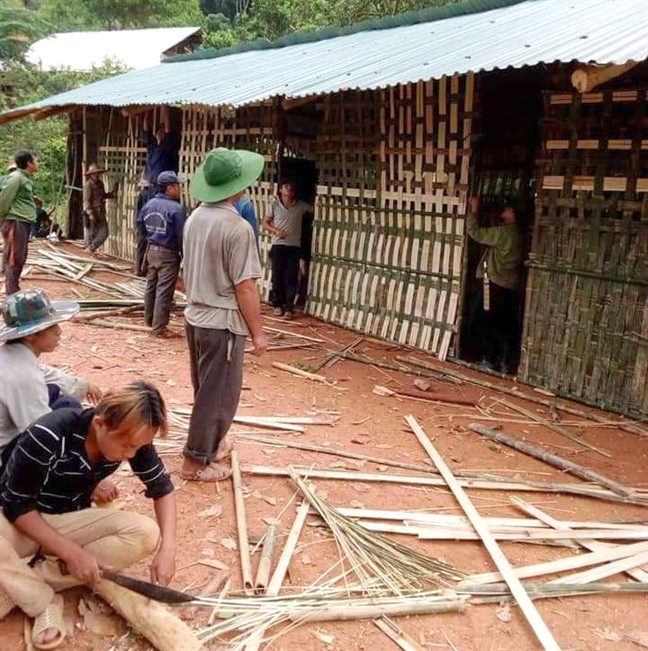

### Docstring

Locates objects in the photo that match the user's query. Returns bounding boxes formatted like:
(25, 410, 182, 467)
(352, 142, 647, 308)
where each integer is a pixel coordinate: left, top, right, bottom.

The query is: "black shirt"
(0, 407, 174, 523)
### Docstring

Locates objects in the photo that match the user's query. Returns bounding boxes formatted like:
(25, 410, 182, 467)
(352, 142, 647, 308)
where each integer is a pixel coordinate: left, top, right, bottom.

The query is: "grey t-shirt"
(268, 198, 311, 247)
(183, 202, 261, 335)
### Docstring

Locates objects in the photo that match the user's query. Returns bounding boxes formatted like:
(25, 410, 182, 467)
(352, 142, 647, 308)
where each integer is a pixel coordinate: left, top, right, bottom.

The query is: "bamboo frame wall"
(520, 88, 648, 416)
(309, 75, 473, 359)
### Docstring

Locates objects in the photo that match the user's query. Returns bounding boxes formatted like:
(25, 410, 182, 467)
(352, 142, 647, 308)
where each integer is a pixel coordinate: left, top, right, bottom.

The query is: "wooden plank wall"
(309, 75, 473, 359)
(520, 88, 648, 416)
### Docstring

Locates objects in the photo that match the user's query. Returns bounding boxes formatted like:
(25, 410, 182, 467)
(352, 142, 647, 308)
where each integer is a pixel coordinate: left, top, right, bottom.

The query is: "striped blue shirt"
(0, 407, 173, 522)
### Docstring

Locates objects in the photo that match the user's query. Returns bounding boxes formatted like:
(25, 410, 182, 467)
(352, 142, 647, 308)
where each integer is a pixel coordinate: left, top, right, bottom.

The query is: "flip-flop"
(32, 599, 66, 650)
(180, 464, 232, 482)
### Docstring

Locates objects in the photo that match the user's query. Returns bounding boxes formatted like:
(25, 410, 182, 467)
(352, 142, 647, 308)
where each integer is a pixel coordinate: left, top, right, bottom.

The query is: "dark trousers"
(270, 245, 301, 311)
(488, 283, 522, 372)
(295, 259, 310, 310)
(1, 220, 31, 295)
(83, 215, 109, 251)
(135, 233, 148, 277)
(184, 325, 245, 464)
(144, 245, 180, 333)
(47, 384, 82, 411)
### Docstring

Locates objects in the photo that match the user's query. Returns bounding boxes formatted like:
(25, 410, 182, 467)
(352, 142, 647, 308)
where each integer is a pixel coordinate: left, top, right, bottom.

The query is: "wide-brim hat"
(0, 289, 79, 342)
(190, 148, 264, 203)
(85, 163, 106, 177)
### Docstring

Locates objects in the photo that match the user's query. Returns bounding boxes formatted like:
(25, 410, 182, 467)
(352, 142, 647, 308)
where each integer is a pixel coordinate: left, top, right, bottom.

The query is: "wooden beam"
(405, 415, 562, 651)
(571, 62, 638, 93)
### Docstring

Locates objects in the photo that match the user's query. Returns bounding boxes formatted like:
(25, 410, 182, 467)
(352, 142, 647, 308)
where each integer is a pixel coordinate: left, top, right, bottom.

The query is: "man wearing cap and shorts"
(0, 150, 39, 295)
(180, 148, 268, 482)
(137, 172, 188, 338)
(0, 290, 103, 467)
(83, 163, 118, 254)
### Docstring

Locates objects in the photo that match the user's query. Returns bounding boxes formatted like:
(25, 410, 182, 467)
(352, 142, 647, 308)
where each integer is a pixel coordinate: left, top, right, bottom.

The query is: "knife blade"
(100, 569, 196, 604)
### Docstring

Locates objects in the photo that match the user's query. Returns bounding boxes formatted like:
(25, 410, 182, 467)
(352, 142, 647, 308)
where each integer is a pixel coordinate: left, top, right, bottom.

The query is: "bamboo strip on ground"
(461, 541, 648, 585)
(374, 616, 426, 651)
(500, 398, 611, 457)
(231, 451, 254, 594)
(469, 423, 635, 497)
(399, 355, 647, 436)
(254, 523, 278, 594)
(549, 551, 648, 585)
(263, 326, 323, 343)
(406, 415, 562, 651)
(266, 501, 310, 597)
(271, 362, 328, 384)
(314, 337, 364, 372)
(511, 497, 648, 581)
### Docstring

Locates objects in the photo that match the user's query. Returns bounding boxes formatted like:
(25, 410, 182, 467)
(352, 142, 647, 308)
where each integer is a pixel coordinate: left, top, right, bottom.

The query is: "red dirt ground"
(1, 245, 647, 651)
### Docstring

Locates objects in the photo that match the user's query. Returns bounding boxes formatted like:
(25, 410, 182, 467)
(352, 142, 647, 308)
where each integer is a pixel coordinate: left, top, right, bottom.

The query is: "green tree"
(0, 2, 50, 63)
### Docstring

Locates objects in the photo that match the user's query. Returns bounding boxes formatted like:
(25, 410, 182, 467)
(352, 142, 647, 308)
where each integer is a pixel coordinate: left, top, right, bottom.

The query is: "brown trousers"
(0, 508, 159, 618)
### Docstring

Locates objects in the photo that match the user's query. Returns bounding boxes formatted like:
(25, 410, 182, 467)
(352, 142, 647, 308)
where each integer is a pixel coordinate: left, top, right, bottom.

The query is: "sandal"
(180, 463, 232, 482)
(153, 328, 183, 339)
(32, 598, 66, 650)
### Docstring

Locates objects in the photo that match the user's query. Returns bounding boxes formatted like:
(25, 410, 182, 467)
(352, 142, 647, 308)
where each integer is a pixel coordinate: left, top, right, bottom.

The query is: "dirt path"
(1, 245, 646, 651)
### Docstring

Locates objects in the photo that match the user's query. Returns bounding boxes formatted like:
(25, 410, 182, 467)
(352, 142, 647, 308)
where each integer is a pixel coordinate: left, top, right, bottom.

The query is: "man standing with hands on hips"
(180, 148, 267, 483)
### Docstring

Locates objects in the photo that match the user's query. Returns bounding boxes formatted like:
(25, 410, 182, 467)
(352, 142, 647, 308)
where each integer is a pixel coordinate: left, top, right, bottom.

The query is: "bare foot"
(215, 436, 233, 462)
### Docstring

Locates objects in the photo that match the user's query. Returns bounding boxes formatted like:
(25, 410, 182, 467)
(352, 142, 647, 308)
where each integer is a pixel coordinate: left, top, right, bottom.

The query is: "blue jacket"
(137, 193, 187, 253)
(234, 196, 259, 244)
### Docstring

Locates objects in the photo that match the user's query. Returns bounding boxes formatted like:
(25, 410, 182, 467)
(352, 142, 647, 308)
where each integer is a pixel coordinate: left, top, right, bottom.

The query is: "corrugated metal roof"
(26, 27, 201, 72)
(4, 0, 647, 122)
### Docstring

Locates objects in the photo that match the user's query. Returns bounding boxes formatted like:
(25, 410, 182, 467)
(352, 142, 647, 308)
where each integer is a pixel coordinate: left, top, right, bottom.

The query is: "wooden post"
(94, 580, 203, 651)
(406, 415, 562, 651)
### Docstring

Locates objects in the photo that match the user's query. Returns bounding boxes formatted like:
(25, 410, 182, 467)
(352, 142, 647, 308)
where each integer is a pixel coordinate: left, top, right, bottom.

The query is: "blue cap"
(157, 171, 184, 186)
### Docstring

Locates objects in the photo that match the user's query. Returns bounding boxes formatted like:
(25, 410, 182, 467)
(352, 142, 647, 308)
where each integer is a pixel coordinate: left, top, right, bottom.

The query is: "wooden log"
(399, 355, 647, 436)
(254, 523, 278, 594)
(571, 62, 637, 93)
(74, 305, 144, 322)
(94, 580, 203, 651)
(231, 451, 254, 594)
(511, 498, 648, 582)
(469, 423, 635, 497)
(462, 541, 648, 585)
(500, 398, 611, 458)
(266, 501, 310, 597)
(405, 415, 562, 651)
(271, 362, 328, 383)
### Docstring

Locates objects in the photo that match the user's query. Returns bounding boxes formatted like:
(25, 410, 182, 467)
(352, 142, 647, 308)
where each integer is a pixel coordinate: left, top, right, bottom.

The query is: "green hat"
(0, 289, 79, 342)
(190, 148, 264, 203)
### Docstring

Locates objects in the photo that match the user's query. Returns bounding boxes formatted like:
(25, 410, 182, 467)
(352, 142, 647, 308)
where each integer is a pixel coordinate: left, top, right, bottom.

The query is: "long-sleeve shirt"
(83, 178, 113, 222)
(137, 193, 187, 253)
(0, 407, 174, 522)
(466, 211, 523, 290)
(0, 169, 36, 223)
(0, 342, 88, 465)
(144, 131, 180, 185)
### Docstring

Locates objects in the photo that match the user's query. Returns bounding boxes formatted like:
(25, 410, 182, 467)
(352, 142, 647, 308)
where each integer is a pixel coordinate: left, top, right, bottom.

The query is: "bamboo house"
(1, 0, 646, 416)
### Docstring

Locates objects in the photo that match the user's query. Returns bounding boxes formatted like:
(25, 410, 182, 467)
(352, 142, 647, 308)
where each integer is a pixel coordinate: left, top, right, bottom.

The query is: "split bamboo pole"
(231, 451, 254, 594)
(406, 415, 562, 651)
(254, 523, 278, 594)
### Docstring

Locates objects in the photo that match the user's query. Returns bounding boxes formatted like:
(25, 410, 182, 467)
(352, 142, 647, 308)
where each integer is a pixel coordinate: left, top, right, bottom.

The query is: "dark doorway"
(459, 68, 542, 374)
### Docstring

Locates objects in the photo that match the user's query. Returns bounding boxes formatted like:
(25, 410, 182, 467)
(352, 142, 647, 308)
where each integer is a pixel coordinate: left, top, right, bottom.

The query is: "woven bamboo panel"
(101, 110, 144, 262)
(309, 77, 473, 359)
(520, 88, 648, 416)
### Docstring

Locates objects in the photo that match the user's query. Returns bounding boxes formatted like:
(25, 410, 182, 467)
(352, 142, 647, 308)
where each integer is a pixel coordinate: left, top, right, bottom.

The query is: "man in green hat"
(181, 148, 267, 482)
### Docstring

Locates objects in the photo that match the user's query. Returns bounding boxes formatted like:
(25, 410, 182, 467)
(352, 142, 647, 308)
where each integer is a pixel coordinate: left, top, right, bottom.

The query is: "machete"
(100, 569, 197, 604)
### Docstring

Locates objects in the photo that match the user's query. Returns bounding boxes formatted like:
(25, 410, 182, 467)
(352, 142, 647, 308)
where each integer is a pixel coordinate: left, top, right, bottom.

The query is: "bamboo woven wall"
(309, 75, 473, 359)
(100, 110, 147, 261)
(520, 88, 648, 416)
